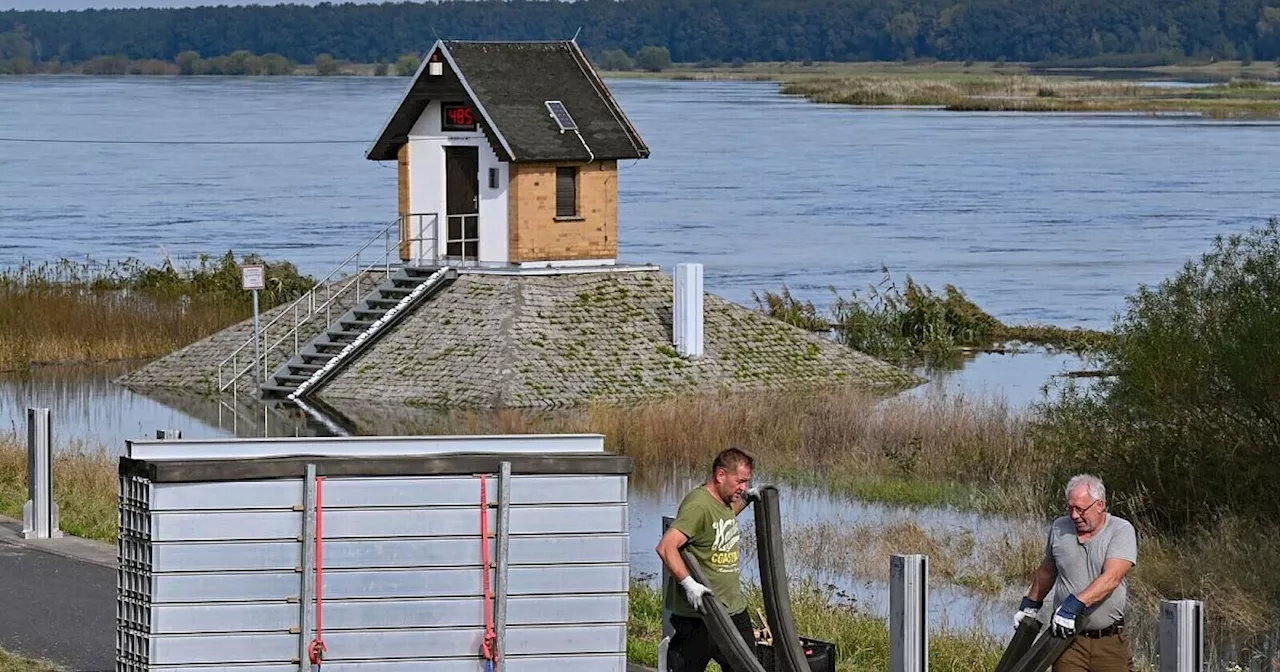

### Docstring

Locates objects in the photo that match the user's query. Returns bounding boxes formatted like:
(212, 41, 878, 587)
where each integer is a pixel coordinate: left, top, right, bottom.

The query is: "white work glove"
(1050, 595, 1085, 638)
(1013, 596, 1041, 630)
(680, 576, 713, 613)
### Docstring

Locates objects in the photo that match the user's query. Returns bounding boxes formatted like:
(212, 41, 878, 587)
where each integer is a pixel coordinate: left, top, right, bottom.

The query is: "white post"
(242, 264, 266, 386)
(673, 262, 704, 358)
(22, 408, 62, 539)
(1159, 600, 1204, 672)
(890, 554, 928, 672)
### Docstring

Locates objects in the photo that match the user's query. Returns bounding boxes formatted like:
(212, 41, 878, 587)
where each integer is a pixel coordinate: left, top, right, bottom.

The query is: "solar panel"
(545, 100, 578, 132)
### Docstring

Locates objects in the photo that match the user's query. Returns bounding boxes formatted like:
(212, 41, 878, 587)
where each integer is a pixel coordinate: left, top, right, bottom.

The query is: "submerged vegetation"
(753, 267, 1113, 365)
(779, 73, 1280, 118)
(0, 253, 313, 371)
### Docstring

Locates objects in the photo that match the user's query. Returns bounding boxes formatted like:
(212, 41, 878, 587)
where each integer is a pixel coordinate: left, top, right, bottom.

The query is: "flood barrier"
(115, 433, 632, 672)
(993, 617, 1043, 672)
(678, 550, 769, 672)
(754, 485, 819, 672)
(1004, 628, 1075, 672)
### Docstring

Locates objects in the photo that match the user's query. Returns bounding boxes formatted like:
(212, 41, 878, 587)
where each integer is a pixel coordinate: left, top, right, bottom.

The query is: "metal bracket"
(22, 408, 62, 539)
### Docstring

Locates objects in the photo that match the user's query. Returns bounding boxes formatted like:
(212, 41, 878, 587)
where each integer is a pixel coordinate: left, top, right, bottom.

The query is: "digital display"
(442, 103, 477, 131)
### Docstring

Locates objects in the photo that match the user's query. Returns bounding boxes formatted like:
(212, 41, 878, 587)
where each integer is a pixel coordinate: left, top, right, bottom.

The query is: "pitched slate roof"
(366, 39, 650, 163)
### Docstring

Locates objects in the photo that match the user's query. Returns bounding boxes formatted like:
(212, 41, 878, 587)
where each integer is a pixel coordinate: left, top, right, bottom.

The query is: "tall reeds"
(0, 253, 313, 371)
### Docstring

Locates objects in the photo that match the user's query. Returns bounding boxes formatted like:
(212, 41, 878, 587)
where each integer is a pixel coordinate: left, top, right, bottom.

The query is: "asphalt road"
(0, 541, 115, 672)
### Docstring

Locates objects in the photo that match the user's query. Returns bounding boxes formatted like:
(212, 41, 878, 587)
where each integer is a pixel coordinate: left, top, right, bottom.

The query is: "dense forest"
(2, 0, 1280, 72)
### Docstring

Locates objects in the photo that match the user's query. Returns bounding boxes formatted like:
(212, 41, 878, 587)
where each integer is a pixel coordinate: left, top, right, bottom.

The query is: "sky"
(1, 0, 390, 9)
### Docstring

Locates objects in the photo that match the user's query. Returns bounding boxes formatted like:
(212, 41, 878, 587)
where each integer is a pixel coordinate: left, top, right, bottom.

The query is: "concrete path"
(0, 517, 116, 672)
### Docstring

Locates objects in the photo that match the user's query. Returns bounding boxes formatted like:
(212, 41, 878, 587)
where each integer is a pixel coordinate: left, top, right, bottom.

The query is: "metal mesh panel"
(117, 474, 152, 672)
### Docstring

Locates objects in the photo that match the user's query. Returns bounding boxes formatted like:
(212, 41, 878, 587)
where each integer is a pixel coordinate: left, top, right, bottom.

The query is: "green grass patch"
(0, 648, 60, 672)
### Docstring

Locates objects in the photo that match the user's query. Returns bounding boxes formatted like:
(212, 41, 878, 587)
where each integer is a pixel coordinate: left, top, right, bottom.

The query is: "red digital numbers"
(443, 104, 476, 131)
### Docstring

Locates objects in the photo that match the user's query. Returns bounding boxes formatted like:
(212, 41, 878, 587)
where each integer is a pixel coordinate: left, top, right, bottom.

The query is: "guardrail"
(216, 216, 408, 394)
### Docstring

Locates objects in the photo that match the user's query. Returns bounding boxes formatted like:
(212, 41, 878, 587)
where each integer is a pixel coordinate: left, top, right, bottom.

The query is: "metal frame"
(445, 213, 480, 261)
(298, 464, 318, 672)
(402, 212, 440, 266)
(1159, 600, 1204, 672)
(495, 461, 512, 668)
(890, 554, 928, 672)
(22, 407, 62, 539)
(125, 433, 606, 461)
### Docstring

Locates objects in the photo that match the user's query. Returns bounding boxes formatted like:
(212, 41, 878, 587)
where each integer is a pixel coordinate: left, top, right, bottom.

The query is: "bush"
(595, 49, 633, 71)
(395, 53, 419, 76)
(634, 45, 672, 72)
(1032, 219, 1280, 533)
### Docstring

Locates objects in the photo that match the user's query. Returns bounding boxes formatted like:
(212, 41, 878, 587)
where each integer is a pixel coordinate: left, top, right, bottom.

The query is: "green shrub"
(1032, 219, 1280, 532)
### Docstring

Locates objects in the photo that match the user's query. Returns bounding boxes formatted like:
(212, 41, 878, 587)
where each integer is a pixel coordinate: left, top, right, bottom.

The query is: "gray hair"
(1066, 474, 1106, 503)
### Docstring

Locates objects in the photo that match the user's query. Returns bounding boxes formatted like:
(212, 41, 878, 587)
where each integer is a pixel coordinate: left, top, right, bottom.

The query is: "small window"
(489, 167, 499, 189)
(556, 167, 577, 217)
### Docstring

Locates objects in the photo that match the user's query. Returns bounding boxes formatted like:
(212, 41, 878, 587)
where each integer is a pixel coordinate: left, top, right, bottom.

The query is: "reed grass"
(0, 649, 59, 672)
(0, 253, 313, 372)
(0, 435, 117, 541)
(778, 74, 1280, 118)
(753, 269, 1114, 365)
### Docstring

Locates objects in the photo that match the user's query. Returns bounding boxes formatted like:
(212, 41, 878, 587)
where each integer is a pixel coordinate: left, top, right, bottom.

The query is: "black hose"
(754, 486, 811, 672)
(1004, 629, 1074, 672)
(994, 618, 1043, 672)
(679, 549, 769, 672)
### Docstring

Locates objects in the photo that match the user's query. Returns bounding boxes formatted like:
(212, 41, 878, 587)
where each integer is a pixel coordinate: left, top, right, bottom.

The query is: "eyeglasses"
(1067, 500, 1101, 517)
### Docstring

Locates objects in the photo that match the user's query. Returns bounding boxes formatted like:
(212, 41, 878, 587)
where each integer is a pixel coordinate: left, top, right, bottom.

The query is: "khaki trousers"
(1052, 630, 1135, 672)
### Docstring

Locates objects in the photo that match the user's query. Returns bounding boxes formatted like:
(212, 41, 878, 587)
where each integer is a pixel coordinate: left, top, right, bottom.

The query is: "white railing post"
(1159, 600, 1204, 672)
(890, 554, 928, 672)
(22, 408, 62, 539)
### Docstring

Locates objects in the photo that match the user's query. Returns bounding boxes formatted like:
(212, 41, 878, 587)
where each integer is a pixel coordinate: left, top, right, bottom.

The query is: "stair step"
(367, 298, 403, 308)
(301, 352, 338, 362)
(274, 374, 312, 383)
(327, 331, 360, 341)
(260, 384, 297, 395)
(354, 309, 388, 319)
(340, 319, 377, 329)
(391, 278, 422, 287)
(380, 287, 416, 296)
(313, 341, 347, 352)
(289, 363, 324, 372)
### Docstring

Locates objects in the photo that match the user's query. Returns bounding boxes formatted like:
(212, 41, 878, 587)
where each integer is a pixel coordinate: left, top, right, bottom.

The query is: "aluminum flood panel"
(149, 475, 626, 511)
(150, 533, 628, 572)
(151, 564, 628, 603)
(149, 655, 628, 672)
(150, 503, 627, 541)
(151, 594, 628, 634)
(148, 624, 627, 665)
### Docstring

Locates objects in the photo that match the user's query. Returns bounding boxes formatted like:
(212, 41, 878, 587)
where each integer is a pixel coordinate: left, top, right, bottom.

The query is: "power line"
(0, 137, 370, 145)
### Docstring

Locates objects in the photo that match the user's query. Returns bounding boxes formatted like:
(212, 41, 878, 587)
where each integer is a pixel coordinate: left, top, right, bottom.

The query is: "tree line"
(3, 0, 1280, 73)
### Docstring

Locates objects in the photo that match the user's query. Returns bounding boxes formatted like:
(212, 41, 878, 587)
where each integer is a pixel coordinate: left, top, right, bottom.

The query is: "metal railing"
(216, 216, 415, 394)
(403, 213, 440, 266)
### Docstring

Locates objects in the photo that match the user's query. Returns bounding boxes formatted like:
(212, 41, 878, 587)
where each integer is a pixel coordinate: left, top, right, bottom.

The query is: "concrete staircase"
(261, 266, 456, 399)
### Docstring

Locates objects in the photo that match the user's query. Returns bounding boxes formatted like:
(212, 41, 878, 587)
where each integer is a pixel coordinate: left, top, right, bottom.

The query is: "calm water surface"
(2, 76, 1278, 658)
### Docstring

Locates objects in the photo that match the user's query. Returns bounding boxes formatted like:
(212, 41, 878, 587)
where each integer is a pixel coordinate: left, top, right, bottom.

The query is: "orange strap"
(480, 474, 496, 670)
(308, 476, 328, 668)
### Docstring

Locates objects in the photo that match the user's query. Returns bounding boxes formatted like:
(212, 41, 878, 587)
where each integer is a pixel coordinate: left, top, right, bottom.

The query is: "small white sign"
(241, 264, 265, 291)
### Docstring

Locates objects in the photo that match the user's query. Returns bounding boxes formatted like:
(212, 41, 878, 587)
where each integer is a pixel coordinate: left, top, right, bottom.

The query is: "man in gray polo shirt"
(1015, 474, 1138, 672)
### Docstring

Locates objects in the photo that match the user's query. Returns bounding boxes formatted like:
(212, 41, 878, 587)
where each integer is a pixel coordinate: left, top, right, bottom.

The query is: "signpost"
(242, 264, 266, 385)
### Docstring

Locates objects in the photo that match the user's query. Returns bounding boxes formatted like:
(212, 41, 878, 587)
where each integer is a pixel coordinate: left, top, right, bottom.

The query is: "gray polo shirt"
(1044, 512, 1138, 630)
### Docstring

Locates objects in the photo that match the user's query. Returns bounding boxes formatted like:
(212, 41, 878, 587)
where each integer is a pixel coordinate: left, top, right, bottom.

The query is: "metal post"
(22, 408, 61, 539)
(494, 461, 511, 670)
(252, 288, 262, 385)
(298, 464, 318, 672)
(1159, 600, 1204, 672)
(890, 554, 928, 672)
(155, 429, 182, 439)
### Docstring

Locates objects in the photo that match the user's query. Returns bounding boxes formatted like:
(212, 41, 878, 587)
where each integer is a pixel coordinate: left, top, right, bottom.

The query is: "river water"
(2, 75, 1279, 661)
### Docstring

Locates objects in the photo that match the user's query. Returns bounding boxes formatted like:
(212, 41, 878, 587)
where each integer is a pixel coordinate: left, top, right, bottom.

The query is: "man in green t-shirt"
(656, 447, 760, 671)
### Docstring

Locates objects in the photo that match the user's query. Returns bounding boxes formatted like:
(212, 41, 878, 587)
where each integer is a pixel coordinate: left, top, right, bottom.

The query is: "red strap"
(309, 476, 327, 668)
(480, 474, 496, 667)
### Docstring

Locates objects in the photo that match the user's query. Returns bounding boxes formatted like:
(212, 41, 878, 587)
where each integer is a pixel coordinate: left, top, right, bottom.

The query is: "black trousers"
(667, 610, 756, 672)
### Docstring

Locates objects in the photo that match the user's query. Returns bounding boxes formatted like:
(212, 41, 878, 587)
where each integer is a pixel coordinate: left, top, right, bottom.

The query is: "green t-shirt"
(663, 486, 747, 617)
